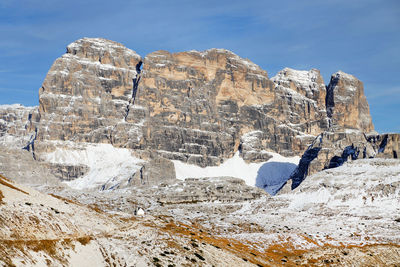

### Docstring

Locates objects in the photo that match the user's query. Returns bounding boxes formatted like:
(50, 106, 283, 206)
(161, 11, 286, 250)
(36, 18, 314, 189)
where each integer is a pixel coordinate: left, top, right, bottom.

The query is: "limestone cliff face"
(37, 38, 143, 145)
(135, 50, 348, 165)
(270, 68, 328, 135)
(0, 105, 35, 138)
(32, 38, 377, 166)
(326, 71, 374, 132)
(136, 49, 276, 165)
(0, 104, 37, 149)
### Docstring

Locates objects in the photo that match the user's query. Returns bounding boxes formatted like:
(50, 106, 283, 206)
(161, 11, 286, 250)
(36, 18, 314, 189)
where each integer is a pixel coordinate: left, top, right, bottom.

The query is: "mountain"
(2, 37, 395, 192)
(34, 38, 373, 164)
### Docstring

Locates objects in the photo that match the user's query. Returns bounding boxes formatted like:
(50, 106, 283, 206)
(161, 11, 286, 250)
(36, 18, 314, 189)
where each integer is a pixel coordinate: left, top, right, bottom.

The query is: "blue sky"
(0, 0, 399, 133)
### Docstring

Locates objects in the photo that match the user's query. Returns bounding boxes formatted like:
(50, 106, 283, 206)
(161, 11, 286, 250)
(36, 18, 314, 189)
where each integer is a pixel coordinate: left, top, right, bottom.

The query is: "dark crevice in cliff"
(290, 145, 321, 190)
(23, 128, 37, 160)
(378, 134, 388, 153)
(124, 61, 143, 121)
(108, 61, 143, 145)
(325, 76, 337, 128)
(131, 62, 142, 106)
(327, 144, 359, 169)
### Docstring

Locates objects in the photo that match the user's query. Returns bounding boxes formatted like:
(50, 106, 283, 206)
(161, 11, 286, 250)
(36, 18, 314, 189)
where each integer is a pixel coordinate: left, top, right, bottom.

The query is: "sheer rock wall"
(2, 38, 379, 169)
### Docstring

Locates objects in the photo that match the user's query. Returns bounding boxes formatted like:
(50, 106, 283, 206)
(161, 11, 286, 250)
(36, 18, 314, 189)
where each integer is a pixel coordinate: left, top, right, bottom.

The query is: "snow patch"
(0, 104, 37, 110)
(255, 161, 297, 195)
(43, 143, 144, 190)
(173, 151, 300, 191)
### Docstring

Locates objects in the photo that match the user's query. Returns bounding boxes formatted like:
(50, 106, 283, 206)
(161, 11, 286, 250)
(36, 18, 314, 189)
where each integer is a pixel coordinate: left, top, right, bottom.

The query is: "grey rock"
(0, 145, 61, 187)
(154, 177, 265, 204)
(290, 131, 400, 189)
(128, 156, 176, 187)
(326, 71, 373, 132)
(45, 163, 89, 181)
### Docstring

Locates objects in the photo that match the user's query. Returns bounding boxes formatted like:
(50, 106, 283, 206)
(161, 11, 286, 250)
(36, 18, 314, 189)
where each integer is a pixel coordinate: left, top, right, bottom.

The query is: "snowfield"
(173, 151, 300, 194)
(41, 142, 300, 195)
(43, 142, 144, 190)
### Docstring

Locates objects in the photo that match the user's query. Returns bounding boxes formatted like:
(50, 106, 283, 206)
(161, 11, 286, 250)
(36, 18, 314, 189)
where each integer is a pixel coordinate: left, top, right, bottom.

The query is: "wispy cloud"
(0, 69, 14, 73)
(367, 87, 400, 99)
(0, 87, 34, 93)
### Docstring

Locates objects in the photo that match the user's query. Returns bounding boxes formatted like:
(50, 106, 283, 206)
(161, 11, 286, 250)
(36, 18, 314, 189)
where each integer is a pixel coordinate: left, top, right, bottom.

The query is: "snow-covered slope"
(146, 158, 400, 265)
(43, 142, 144, 190)
(173, 151, 299, 195)
(0, 174, 273, 266)
(287, 158, 400, 219)
(1, 156, 399, 266)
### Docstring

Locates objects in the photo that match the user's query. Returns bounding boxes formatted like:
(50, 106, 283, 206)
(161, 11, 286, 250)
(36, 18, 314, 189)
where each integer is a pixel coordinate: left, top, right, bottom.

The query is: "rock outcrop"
(128, 156, 176, 187)
(326, 71, 374, 132)
(0, 104, 37, 147)
(29, 38, 376, 167)
(155, 177, 265, 204)
(37, 38, 143, 146)
(290, 131, 400, 189)
(0, 146, 61, 187)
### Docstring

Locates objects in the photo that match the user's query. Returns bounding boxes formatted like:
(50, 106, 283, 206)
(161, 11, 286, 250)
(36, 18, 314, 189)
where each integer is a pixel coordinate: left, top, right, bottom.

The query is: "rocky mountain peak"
(271, 67, 326, 105)
(37, 38, 143, 144)
(3, 38, 379, 168)
(326, 70, 373, 132)
(66, 37, 141, 66)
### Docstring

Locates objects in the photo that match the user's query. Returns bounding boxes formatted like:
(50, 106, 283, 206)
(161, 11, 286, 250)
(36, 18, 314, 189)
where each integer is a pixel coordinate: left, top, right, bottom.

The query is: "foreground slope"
(0, 174, 268, 266)
(1, 158, 394, 266)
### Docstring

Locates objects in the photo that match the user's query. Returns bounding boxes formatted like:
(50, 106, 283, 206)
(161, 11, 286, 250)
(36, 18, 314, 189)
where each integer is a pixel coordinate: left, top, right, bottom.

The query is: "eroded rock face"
(46, 163, 89, 181)
(128, 156, 176, 187)
(373, 133, 400, 159)
(326, 71, 373, 132)
(134, 52, 348, 165)
(135, 49, 276, 165)
(4, 38, 382, 170)
(270, 68, 328, 135)
(0, 104, 37, 147)
(0, 146, 61, 187)
(154, 177, 265, 204)
(290, 131, 400, 189)
(37, 38, 143, 146)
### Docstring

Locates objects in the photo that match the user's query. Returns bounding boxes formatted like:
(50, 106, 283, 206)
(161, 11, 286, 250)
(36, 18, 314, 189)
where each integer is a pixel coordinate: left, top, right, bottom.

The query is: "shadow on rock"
(255, 162, 297, 196)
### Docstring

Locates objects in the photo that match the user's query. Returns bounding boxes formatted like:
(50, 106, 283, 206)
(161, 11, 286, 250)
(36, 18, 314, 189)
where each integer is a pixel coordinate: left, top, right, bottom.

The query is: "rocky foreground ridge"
(0, 157, 399, 266)
(1, 38, 397, 191)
